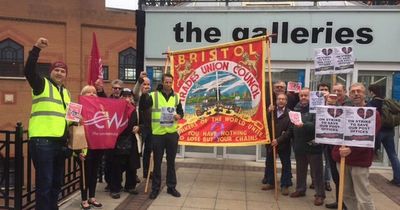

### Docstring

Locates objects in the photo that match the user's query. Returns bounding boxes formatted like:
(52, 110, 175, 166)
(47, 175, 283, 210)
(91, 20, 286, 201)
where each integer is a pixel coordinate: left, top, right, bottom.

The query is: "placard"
(66, 102, 82, 122)
(315, 106, 376, 148)
(309, 91, 326, 113)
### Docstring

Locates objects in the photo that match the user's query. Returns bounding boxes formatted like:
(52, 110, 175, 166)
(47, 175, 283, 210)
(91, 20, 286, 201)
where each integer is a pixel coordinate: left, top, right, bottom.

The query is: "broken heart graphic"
(322, 48, 333, 56)
(327, 108, 344, 118)
(341, 47, 352, 54)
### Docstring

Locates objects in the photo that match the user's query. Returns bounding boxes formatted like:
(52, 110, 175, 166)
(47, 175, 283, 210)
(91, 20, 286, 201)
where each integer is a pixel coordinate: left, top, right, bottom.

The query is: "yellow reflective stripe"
(30, 111, 65, 118)
(32, 97, 63, 105)
(154, 91, 159, 110)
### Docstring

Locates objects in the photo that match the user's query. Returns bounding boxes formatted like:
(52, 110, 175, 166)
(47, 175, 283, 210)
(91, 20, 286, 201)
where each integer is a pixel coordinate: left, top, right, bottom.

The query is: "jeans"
(29, 138, 66, 210)
(379, 129, 400, 183)
(265, 146, 293, 187)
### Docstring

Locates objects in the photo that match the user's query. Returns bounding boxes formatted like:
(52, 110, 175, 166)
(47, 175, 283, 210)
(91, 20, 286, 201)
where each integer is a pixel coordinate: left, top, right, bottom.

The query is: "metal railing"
(0, 122, 81, 210)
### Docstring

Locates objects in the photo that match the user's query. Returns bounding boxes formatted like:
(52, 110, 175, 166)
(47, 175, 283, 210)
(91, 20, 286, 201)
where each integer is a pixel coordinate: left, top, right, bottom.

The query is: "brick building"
(0, 0, 137, 130)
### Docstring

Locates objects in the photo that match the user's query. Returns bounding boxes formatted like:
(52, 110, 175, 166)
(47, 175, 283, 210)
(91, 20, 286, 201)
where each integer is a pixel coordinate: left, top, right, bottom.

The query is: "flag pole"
(266, 34, 278, 200)
(338, 147, 346, 210)
(145, 152, 154, 193)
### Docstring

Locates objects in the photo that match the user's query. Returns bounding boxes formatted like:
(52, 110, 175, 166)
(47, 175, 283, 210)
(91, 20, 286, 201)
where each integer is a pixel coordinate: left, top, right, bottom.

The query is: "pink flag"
(79, 96, 134, 149)
(87, 32, 103, 85)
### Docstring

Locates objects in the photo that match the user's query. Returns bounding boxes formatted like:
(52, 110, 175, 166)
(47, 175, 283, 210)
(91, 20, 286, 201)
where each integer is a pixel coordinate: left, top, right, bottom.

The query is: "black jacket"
(267, 107, 292, 152)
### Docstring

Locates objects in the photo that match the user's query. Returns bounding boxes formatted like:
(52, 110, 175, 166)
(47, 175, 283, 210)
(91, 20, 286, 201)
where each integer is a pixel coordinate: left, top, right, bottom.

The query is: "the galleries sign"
(145, 9, 400, 62)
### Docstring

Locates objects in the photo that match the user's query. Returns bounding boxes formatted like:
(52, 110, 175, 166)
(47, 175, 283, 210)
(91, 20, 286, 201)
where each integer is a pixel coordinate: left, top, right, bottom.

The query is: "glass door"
(358, 71, 394, 166)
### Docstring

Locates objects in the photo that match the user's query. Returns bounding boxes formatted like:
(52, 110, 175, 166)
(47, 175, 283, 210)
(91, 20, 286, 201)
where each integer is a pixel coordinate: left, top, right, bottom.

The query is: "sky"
(105, 0, 139, 10)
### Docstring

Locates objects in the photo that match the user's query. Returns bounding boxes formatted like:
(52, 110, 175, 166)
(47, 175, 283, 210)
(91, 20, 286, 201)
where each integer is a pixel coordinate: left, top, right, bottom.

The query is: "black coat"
(267, 107, 292, 152)
(114, 109, 141, 170)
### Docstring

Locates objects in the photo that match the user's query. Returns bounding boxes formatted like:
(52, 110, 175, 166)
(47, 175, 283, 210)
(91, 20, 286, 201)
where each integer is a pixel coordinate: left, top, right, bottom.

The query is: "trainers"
(261, 184, 275, 191)
(290, 191, 306, 198)
(281, 187, 289, 196)
(167, 188, 181, 197)
(149, 190, 159, 199)
(309, 183, 314, 189)
(110, 192, 120, 199)
(314, 196, 324, 206)
(325, 202, 338, 209)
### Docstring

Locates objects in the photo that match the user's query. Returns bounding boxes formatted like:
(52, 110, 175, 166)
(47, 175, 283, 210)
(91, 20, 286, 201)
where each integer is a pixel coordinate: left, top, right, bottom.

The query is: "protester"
(367, 84, 400, 187)
(24, 37, 72, 210)
(263, 80, 299, 184)
(76, 85, 103, 209)
(143, 73, 184, 199)
(262, 93, 293, 195)
(109, 88, 141, 199)
(333, 83, 352, 106)
(289, 88, 325, 206)
(133, 72, 153, 179)
(332, 83, 380, 210)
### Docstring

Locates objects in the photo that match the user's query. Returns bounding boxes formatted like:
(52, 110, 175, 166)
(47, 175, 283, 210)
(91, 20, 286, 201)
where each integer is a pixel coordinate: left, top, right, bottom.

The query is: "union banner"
(170, 36, 270, 146)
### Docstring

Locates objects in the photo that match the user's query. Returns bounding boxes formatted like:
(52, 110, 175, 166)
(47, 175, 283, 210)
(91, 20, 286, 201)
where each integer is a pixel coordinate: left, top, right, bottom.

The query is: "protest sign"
(314, 46, 354, 75)
(315, 106, 376, 148)
(287, 81, 302, 93)
(309, 91, 326, 113)
(289, 111, 302, 124)
(344, 107, 376, 148)
(66, 102, 82, 122)
(315, 106, 345, 145)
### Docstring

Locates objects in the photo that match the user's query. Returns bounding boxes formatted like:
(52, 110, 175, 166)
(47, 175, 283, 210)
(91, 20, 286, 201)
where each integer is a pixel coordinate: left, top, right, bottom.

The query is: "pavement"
(60, 158, 400, 210)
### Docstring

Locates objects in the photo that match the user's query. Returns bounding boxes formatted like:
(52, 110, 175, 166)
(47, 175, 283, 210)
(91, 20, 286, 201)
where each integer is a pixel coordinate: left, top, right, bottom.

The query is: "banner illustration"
(170, 37, 269, 146)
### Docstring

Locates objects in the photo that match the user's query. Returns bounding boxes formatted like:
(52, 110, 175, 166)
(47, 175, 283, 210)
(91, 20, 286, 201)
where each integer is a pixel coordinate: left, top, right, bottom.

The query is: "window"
(0, 38, 24, 77)
(118, 47, 136, 81)
(36, 63, 51, 78)
(102, 65, 109, 81)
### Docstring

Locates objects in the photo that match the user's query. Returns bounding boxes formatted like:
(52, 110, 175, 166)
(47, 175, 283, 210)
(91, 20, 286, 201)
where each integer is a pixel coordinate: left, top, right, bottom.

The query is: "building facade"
(143, 5, 400, 165)
(0, 0, 137, 130)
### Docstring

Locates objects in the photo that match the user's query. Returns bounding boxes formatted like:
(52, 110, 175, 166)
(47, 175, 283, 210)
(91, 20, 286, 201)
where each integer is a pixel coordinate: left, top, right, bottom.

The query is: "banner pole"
(164, 47, 170, 74)
(338, 154, 346, 210)
(266, 34, 278, 200)
(145, 152, 154, 193)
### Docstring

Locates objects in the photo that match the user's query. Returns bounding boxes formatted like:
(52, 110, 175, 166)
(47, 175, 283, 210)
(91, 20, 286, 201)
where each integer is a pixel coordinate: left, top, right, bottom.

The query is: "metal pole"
(14, 122, 23, 210)
(135, 1, 146, 81)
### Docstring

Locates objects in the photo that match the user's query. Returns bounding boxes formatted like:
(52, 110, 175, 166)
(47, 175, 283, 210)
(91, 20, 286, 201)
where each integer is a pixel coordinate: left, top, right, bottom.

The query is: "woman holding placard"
(75, 85, 103, 210)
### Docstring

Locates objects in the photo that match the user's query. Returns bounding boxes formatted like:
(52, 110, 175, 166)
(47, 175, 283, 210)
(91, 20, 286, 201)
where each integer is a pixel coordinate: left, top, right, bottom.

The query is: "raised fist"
(139, 71, 147, 79)
(35, 38, 48, 49)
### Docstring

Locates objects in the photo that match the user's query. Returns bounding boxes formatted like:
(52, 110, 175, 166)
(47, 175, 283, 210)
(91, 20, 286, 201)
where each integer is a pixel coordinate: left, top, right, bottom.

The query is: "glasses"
(112, 87, 122, 90)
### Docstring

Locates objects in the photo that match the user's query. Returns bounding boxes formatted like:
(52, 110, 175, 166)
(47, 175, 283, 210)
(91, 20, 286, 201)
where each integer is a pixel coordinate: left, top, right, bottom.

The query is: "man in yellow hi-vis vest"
(146, 73, 184, 199)
(24, 38, 71, 210)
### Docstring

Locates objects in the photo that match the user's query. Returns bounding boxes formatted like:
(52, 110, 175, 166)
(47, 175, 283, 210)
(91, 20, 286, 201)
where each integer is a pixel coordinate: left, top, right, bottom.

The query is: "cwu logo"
(84, 111, 128, 129)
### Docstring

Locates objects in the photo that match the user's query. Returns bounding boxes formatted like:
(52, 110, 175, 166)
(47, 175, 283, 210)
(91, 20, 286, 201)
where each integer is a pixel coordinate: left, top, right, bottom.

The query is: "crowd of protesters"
(25, 37, 399, 210)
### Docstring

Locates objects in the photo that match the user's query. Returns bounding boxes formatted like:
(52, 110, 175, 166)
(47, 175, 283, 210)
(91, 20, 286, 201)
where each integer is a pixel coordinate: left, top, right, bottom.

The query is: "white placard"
(315, 106, 345, 146)
(315, 106, 376, 148)
(289, 111, 303, 125)
(314, 46, 355, 75)
(309, 91, 326, 113)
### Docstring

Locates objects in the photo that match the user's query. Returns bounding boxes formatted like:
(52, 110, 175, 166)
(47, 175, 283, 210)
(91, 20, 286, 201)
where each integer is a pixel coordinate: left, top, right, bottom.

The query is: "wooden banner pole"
(338, 155, 346, 210)
(266, 34, 278, 200)
(144, 152, 154, 193)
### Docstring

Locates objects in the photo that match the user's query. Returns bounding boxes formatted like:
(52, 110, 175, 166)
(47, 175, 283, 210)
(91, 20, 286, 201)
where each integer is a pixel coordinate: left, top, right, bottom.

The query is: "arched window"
(0, 38, 24, 77)
(118, 47, 136, 81)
